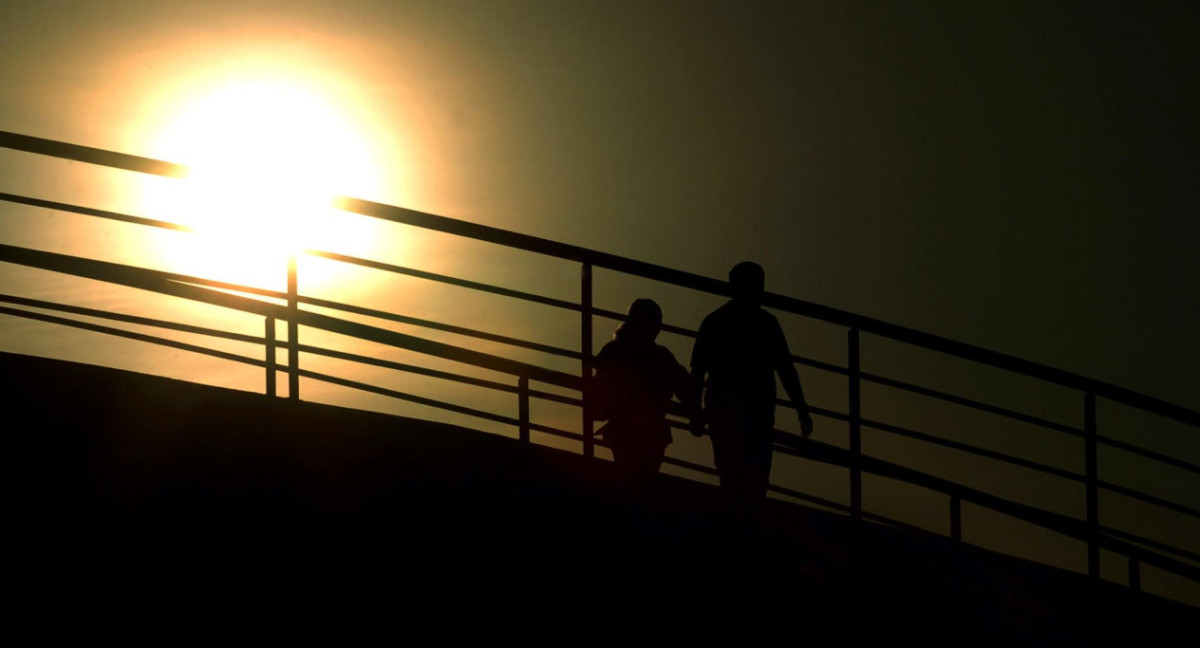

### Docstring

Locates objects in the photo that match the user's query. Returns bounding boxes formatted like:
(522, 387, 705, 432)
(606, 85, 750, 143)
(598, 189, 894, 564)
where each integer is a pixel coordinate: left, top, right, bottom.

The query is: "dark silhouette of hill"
(3, 351, 1195, 643)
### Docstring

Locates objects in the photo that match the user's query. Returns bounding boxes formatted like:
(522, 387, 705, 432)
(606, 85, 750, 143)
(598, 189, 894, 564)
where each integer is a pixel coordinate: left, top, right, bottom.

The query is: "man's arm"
(687, 317, 711, 437)
(687, 366, 706, 437)
(771, 316, 814, 438)
(778, 362, 814, 438)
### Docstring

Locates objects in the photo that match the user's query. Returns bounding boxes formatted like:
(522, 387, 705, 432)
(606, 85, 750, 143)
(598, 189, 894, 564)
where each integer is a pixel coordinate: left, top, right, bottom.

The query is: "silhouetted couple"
(592, 261, 814, 514)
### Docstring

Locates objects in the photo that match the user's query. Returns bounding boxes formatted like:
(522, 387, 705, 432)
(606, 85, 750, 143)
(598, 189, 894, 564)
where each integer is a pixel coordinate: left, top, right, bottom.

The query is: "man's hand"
(798, 410, 814, 439)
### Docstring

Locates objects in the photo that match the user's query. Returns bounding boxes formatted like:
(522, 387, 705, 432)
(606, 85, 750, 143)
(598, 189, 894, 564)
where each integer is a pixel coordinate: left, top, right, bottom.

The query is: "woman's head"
(615, 298, 663, 342)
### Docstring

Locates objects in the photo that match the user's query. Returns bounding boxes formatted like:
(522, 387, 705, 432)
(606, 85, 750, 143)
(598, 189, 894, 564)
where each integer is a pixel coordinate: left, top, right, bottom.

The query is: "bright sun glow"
(143, 79, 383, 291)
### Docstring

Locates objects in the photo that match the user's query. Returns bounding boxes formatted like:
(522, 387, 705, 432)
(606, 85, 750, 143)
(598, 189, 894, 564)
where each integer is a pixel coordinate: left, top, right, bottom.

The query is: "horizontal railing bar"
(526, 422, 585, 443)
(776, 399, 850, 423)
(0, 293, 265, 345)
(336, 197, 1200, 427)
(0, 191, 194, 232)
(157, 276, 285, 301)
(859, 416, 1086, 484)
(0, 225, 285, 303)
(1097, 479, 1200, 520)
(1096, 434, 1200, 476)
(297, 343, 582, 407)
(771, 432, 1200, 583)
(265, 295, 584, 390)
(663, 454, 862, 517)
(337, 196, 733, 296)
(792, 355, 852, 377)
(0, 130, 189, 177)
(0, 243, 580, 389)
(299, 366, 584, 443)
(303, 249, 581, 312)
(862, 510, 942, 537)
(860, 371, 1084, 437)
(661, 394, 832, 424)
(769, 482, 854, 514)
(296, 368, 522, 429)
(773, 435, 1092, 538)
(298, 343, 521, 392)
(0, 304, 266, 369)
(298, 293, 581, 360)
(661, 456, 718, 477)
(1090, 529, 1200, 585)
(1100, 526, 1200, 564)
(4, 247, 289, 303)
(528, 389, 583, 408)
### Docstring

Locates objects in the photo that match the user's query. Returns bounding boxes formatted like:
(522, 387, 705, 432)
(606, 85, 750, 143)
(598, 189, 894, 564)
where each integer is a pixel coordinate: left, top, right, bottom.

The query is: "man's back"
(691, 300, 790, 409)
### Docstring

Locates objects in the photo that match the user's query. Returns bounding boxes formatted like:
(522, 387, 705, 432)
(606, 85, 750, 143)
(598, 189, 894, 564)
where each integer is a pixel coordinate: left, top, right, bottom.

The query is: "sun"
(142, 78, 383, 291)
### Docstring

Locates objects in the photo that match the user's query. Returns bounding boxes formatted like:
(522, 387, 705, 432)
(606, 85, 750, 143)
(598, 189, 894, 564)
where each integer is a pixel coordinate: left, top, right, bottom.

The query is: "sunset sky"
(1, 1, 1196, 597)
(3, 1, 1195, 408)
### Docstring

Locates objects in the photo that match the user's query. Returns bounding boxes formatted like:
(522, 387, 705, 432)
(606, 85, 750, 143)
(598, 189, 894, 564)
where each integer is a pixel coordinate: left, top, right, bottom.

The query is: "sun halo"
(142, 79, 384, 292)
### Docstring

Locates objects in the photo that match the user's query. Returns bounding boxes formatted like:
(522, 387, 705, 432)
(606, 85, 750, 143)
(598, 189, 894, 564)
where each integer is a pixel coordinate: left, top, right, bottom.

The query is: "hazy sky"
(4, 0, 1194, 410)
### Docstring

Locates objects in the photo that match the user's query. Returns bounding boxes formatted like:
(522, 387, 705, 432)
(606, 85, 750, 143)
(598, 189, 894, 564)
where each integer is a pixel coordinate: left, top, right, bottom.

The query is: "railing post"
(265, 316, 276, 397)
(581, 261, 594, 458)
(950, 494, 962, 542)
(1085, 391, 1099, 579)
(518, 376, 530, 444)
(287, 254, 299, 401)
(848, 327, 862, 519)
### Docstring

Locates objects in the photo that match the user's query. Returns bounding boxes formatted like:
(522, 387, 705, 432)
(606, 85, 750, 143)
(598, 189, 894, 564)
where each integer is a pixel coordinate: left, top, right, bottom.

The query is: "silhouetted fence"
(2, 129, 1197, 604)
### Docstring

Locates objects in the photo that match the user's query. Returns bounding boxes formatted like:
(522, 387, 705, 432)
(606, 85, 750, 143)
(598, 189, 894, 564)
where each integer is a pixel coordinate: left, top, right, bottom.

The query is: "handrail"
(9, 290, 1197, 588)
(2, 130, 1197, 604)
(0, 304, 268, 369)
(0, 244, 580, 389)
(3, 257, 1195, 546)
(338, 197, 1200, 428)
(7, 286, 1193, 548)
(772, 434, 1200, 583)
(3, 129, 1195, 425)
(0, 191, 196, 232)
(0, 130, 189, 178)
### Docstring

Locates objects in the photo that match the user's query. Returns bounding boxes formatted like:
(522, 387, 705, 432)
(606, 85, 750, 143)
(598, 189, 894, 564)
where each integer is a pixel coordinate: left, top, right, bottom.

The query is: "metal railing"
(2, 129, 1197, 604)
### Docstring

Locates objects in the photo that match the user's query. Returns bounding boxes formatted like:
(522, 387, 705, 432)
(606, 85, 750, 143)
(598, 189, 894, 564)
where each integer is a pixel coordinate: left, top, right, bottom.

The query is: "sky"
(3, 0, 1196, 408)
(1, 0, 1197, 598)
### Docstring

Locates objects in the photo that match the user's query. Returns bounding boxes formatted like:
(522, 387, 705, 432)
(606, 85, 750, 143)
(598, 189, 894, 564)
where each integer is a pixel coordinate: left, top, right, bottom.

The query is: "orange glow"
(141, 77, 386, 290)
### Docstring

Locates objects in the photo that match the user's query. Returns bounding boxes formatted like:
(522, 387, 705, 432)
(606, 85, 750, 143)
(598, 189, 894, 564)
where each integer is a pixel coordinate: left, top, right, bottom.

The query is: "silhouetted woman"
(591, 299, 693, 490)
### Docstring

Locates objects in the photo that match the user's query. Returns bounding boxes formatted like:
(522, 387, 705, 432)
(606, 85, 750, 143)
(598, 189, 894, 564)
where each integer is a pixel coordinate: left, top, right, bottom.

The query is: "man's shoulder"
(702, 302, 778, 327)
(701, 301, 738, 325)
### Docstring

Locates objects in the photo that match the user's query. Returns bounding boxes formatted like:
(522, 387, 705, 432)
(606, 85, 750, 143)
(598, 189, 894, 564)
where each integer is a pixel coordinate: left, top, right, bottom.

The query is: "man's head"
(729, 261, 765, 304)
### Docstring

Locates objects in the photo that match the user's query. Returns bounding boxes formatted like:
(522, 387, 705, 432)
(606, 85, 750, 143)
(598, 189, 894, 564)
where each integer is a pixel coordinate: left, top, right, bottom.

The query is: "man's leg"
(745, 431, 774, 503)
(708, 412, 745, 511)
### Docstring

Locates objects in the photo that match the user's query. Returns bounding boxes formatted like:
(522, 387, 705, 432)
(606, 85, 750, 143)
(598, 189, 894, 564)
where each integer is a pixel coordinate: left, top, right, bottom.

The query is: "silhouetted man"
(690, 261, 813, 514)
